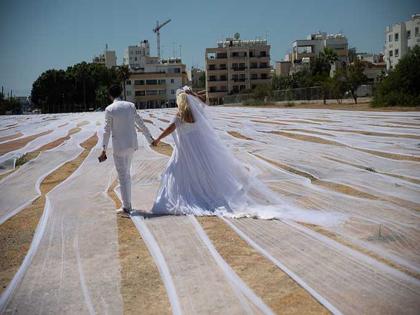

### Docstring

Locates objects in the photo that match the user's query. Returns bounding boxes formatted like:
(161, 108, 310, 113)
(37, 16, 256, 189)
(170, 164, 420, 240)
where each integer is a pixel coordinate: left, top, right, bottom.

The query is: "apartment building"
(205, 34, 271, 105)
(125, 58, 188, 109)
(275, 61, 292, 77)
(290, 32, 348, 72)
(191, 67, 205, 88)
(123, 40, 151, 70)
(384, 14, 420, 70)
(92, 46, 117, 69)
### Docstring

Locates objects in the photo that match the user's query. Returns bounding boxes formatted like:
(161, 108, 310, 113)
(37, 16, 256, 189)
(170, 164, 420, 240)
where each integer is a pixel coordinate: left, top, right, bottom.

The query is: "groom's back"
(105, 100, 138, 153)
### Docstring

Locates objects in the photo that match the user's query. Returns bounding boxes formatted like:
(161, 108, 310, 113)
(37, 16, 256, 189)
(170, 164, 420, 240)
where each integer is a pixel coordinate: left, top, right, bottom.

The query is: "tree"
(117, 65, 130, 100)
(198, 72, 206, 89)
(95, 85, 109, 109)
(31, 62, 119, 113)
(345, 59, 368, 104)
(373, 45, 420, 106)
(320, 47, 338, 66)
(331, 68, 348, 104)
(0, 96, 21, 115)
(253, 84, 272, 100)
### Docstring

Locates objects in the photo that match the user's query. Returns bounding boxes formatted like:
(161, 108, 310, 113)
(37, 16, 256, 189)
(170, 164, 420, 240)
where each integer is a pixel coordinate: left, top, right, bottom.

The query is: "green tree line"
(31, 62, 129, 113)
(0, 93, 21, 115)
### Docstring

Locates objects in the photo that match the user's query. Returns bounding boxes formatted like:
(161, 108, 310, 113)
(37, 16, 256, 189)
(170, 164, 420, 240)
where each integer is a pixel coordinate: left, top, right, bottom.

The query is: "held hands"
(151, 138, 160, 147)
(98, 150, 107, 163)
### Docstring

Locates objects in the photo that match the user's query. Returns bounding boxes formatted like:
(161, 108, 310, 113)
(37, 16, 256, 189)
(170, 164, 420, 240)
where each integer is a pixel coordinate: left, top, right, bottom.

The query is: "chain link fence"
(223, 85, 373, 104)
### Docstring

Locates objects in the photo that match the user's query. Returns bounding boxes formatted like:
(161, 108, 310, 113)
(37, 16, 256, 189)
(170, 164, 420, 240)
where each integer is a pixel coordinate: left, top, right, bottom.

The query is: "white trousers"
(113, 150, 134, 209)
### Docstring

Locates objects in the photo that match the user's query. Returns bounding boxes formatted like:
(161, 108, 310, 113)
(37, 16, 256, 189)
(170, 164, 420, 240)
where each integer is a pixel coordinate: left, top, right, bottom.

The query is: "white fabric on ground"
(1, 148, 123, 314)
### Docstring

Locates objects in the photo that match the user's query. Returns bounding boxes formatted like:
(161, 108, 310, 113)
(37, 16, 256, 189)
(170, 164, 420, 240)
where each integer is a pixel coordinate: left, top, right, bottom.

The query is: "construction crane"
(153, 19, 171, 59)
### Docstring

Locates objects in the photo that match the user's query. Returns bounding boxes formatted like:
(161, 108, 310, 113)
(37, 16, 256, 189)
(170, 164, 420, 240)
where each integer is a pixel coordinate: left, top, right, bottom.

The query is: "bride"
(150, 87, 343, 225)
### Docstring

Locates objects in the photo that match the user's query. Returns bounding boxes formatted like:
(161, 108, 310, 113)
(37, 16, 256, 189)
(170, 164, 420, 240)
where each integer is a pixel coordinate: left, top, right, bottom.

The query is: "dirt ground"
(0, 134, 97, 294)
(198, 217, 330, 314)
(0, 127, 82, 181)
(0, 132, 23, 142)
(228, 101, 420, 112)
(107, 180, 172, 315)
(0, 130, 53, 155)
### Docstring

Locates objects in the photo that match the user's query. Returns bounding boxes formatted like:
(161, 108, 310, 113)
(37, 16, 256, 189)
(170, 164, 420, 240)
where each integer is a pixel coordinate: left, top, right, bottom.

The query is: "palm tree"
(117, 65, 130, 100)
(321, 47, 338, 66)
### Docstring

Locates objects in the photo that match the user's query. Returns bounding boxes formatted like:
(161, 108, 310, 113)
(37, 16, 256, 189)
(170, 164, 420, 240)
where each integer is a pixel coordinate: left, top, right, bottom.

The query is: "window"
(134, 80, 144, 85)
(407, 30, 411, 39)
(146, 90, 158, 96)
(394, 33, 399, 41)
(135, 91, 145, 96)
(158, 79, 166, 84)
(146, 79, 157, 85)
(170, 79, 174, 83)
(171, 89, 175, 94)
(395, 49, 399, 57)
(389, 50, 393, 57)
(388, 34, 392, 42)
(250, 62, 258, 69)
(261, 73, 268, 79)
(158, 90, 166, 95)
(126, 80, 131, 85)
(134, 57, 137, 61)
(416, 27, 419, 37)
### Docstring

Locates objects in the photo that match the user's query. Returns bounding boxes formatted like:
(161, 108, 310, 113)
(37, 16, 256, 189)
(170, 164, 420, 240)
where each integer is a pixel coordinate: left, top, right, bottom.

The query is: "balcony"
(232, 78, 246, 82)
(208, 89, 228, 94)
(208, 79, 228, 82)
(231, 67, 247, 71)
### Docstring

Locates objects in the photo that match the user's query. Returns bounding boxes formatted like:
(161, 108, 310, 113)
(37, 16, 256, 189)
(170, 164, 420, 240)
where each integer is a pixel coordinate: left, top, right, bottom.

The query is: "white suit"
(102, 98, 153, 209)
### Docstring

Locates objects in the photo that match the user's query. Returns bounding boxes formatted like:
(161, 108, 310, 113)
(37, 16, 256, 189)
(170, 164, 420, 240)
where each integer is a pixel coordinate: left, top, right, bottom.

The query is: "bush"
(242, 98, 267, 106)
(372, 45, 420, 107)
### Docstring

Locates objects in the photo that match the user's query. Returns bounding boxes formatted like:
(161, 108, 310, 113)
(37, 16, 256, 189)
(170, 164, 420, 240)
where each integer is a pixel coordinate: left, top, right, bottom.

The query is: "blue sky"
(1, 0, 419, 96)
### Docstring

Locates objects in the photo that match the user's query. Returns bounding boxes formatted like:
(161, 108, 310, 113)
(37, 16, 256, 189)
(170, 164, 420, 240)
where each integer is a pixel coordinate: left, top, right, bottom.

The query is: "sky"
(1, 0, 419, 96)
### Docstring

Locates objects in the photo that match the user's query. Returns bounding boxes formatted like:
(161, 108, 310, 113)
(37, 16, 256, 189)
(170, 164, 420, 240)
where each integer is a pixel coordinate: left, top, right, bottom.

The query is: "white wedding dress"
(151, 94, 344, 226)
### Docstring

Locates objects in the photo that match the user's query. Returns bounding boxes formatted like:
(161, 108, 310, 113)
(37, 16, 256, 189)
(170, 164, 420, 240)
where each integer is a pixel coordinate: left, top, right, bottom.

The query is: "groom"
(98, 84, 154, 214)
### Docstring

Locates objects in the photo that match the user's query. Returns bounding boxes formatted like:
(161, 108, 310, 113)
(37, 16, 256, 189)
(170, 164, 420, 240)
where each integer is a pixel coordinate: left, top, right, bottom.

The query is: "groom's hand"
(98, 150, 107, 163)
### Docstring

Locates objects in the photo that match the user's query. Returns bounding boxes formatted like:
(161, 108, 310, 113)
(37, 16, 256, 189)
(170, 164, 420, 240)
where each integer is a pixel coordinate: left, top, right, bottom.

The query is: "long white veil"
(170, 91, 345, 226)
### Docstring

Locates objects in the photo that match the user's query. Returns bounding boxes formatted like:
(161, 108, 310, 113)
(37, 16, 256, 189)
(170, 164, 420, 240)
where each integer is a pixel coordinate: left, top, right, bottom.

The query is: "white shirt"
(102, 98, 153, 155)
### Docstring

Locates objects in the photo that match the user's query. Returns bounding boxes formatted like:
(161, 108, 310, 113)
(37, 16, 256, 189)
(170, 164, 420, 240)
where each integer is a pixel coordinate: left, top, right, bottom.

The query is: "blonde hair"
(176, 92, 194, 123)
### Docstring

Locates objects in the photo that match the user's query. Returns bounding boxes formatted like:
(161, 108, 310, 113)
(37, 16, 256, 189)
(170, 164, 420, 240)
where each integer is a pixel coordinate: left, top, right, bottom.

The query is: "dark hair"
(108, 84, 122, 98)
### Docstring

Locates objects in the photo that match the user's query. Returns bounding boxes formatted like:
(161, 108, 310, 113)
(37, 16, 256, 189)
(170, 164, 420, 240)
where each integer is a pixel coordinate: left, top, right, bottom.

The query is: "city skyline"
(1, 0, 419, 96)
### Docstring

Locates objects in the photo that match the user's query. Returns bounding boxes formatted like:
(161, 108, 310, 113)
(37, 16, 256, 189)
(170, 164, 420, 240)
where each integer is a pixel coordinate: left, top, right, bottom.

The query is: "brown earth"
(228, 131, 254, 141)
(300, 223, 420, 280)
(0, 132, 23, 142)
(0, 134, 97, 294)
(107, 181, 172, 315)
(0, 127, 82, 181)
(0, 130, 53, 155)
(231, 101, 420, 112)
(198, 217, 330, 314)
(267, 130, 420, 162)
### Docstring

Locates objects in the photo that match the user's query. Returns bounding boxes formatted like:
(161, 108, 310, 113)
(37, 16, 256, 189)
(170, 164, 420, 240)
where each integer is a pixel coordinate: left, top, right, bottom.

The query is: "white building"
(92, 46, 117, 69)
(291, 32, 349, 65)
(191, 67, 205, 88)
(123, 40, 151, 70)
(125, 57, 188, 108)
(384, 14, 420, 70)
